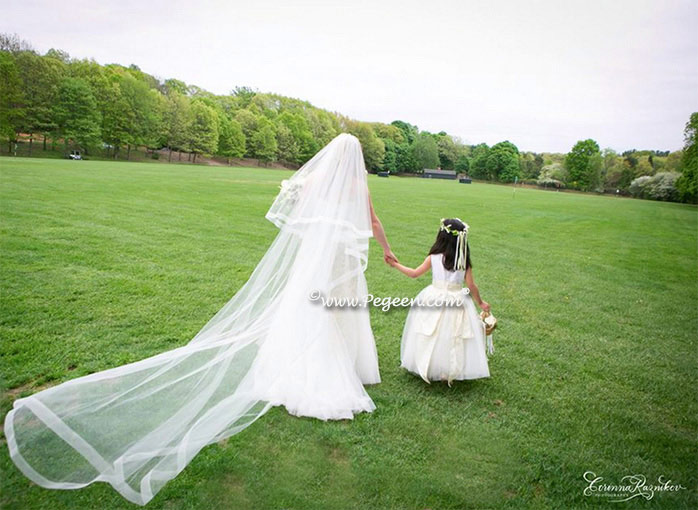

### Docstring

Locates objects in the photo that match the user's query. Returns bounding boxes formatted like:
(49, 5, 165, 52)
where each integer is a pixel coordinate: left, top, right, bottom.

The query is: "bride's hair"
(428, 218, 472, 271)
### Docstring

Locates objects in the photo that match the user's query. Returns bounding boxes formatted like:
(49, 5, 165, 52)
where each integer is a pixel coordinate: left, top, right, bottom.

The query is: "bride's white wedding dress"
(4, 133, 379, 505)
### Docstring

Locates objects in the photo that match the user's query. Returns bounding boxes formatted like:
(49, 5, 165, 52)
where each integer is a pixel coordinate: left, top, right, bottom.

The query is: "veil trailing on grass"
(4, 133, 375, 505)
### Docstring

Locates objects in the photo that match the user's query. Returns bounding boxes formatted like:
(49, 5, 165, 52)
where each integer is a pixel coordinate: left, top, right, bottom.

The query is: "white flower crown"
(439, 218, 470, 271)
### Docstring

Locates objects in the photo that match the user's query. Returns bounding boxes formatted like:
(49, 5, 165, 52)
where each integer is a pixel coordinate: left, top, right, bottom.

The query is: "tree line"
(1, 33, 696, 203)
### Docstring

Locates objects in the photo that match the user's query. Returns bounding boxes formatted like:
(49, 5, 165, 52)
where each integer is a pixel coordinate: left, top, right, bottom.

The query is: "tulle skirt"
(400, 282, 490, 384)
(247, 269, 380, 420)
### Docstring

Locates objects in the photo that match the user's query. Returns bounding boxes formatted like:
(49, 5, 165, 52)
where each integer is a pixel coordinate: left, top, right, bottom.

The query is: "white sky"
(3, 0, 697, 153)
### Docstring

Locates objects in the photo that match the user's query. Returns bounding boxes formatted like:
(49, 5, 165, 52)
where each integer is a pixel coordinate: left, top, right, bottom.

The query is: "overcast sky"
(3, 0, 697, 153)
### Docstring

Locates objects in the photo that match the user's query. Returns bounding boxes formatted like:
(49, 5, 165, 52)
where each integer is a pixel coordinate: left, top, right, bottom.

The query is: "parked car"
(67, 150, 82, 160)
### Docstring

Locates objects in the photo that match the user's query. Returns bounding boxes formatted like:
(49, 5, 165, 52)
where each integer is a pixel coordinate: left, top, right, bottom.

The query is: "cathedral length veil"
(4, 133, 375, 506)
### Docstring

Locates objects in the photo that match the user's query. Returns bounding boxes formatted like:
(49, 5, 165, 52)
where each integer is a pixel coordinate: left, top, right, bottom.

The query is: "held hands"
(383, 250, 399, 266)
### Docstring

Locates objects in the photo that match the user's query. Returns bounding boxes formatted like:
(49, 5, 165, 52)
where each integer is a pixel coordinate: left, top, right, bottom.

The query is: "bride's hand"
(384, 250, 398, 265)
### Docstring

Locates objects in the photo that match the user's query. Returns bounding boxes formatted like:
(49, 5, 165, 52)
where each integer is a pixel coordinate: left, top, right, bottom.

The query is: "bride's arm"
(368, 190, 398, 263)
(389, 255, 431, 279)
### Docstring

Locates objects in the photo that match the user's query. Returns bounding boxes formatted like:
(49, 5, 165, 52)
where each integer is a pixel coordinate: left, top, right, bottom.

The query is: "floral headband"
(439, 218, 469, 271)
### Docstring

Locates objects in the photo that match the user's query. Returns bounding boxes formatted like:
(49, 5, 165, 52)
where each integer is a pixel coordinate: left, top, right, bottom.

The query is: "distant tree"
(381, 138, 398, 172)
(394, 142, 419, 172)
(565, 139, 601, 190)
(436, 134, 458, 169)
(347, 121, 385, 171)
(235, 109, 259, 155)
(45, 48, 70, 63)
(306, 109, 339, 147)
(118, 73, 162, 158)
(518, 152, 543, 180)
(455, 155, 470, 173)
(251, 123, 277, 164)
(164, 78, 188, 96)
(469, 144, 490, 179)
(101, 81, 132, 158)
(630, 172, 681, 201)
(0, 51, 25, 153)
(232, 86, 257, 108)
(373, 123, 405, 144)
(537, 162, 568, 185)
(663, 151, 683, 173)
(14, 51, 64, 154)
(275, 122, 298, 164)
(161, 91, 192, 160)
(676, 112, 698, 203)
(0, 33, 34, 53)
(390, 120, 418, 144)
(53, 77, 101, 153)
(189, 100, 218, 162)
(412, 133, 439, 170)
(587, 152, 604, 192)
(277, 111, 316, 164)
(217, 115, 245, 163)
(486, 141, 520, 182)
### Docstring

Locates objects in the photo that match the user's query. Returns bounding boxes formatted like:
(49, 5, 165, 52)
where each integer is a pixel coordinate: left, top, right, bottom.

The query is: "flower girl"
(388, 218, 491, 385)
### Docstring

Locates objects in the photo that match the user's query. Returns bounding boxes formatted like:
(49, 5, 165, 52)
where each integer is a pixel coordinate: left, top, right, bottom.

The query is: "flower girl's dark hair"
(428, 218, 472, 271)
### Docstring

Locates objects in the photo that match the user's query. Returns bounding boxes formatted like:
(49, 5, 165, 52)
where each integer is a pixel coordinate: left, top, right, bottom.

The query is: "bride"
(4, 133, 397, 505)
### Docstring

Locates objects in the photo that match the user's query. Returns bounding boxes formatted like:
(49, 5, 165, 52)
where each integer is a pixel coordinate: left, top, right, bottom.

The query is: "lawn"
(0, 157, 696, 509)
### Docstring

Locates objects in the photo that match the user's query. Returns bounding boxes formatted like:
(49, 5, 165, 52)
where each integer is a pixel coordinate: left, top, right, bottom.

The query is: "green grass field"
(1, 157, 696, 510)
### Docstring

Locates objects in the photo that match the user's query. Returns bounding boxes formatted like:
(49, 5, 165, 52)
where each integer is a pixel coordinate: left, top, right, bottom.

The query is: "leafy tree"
(486, 141, 520, 182)
(394, 142, 419, 172)
(305, 109, 338, 147)
(565, 139, 601, 190)
(587, 152, 604, 192)
(277, 111, 316, 164)
(469, 143, 490, 178)
(161, 91, 192, 160)
(676, 112, 698, 203)
(372, 123, 405, 144)
(119, 73, 162, 158)
(217, 115, 245, 163)
(189, 100, 218, 162)
(412, 133, 439, 170)
(101, 81, 132, 158)
(164, 78, 188, 96)
(455, 155, 470, 173)
(537, 162, 568, 188)
(630, 172, 680, 201)
(15, 50, 64, 154)
(390, 120, 418, 144)
(52, 77, 101, 153)
(275, 122, 298, 164)
(0, 51, 25, 153)
(235, 109, 259, 155)
(436, 134, 458, 169)
(664, 151, 683, 173)
(347, 121, 385, 171)
(232, 86, 257, 108)
(381, 138, 398, 173)
(519, 152, 542, 179)
(251, 122, 277, 164)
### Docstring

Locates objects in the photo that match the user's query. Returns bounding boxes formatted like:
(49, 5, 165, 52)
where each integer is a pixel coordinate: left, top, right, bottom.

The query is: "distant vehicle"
(67, 150, 82, 160)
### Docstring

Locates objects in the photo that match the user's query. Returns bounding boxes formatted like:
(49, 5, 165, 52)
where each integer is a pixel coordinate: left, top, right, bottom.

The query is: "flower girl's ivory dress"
(400, 254, 490, 385)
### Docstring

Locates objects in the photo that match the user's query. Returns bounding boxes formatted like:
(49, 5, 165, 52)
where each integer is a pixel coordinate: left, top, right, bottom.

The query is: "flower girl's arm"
(389, 255, 431, 278)
(465, 267, 490, 312)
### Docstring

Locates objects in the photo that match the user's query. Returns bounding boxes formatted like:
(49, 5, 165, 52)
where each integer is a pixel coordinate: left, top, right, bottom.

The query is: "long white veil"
(4, 133, 373, 505)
